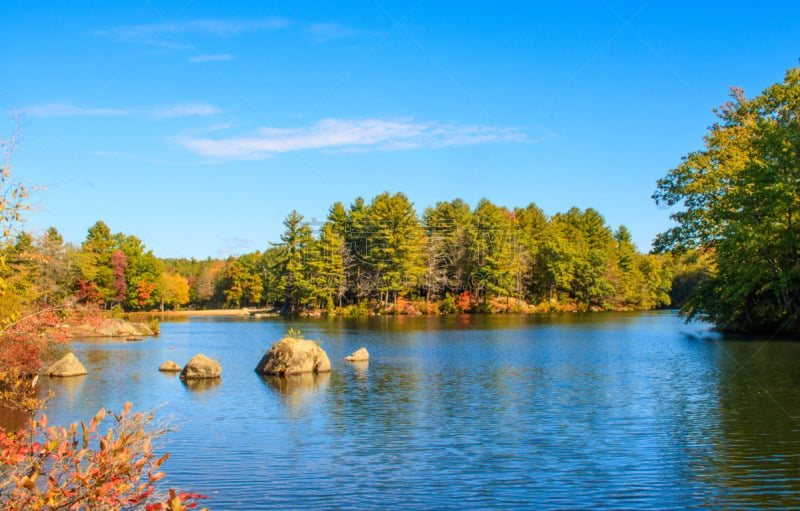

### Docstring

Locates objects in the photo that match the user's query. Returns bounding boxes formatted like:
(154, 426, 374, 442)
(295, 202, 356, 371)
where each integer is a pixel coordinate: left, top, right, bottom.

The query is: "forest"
(1, 193, 689, 317)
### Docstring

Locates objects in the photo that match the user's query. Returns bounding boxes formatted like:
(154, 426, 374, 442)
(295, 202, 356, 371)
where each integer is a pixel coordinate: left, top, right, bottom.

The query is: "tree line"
(3, 193, 679, 316)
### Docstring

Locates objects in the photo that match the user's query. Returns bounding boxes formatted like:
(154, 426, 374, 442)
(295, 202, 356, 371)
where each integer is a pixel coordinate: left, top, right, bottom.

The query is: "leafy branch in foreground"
(0, 398, 207, 510)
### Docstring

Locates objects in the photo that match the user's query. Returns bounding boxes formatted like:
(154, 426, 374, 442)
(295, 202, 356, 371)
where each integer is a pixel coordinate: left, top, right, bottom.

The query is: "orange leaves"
(0, 402, 207, 510)
(135, 279, 158, 309)
(455, 290, 474, 313)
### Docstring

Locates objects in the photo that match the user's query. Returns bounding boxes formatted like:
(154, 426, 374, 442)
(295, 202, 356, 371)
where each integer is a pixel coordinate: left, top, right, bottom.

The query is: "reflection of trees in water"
(326, 311, 648, 334)
(703, 339, 800, 508)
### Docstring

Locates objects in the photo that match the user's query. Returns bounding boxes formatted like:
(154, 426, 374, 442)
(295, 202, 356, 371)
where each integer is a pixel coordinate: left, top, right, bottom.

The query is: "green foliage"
(654, 67, 800, 333)
(7, 194, 669, 316)
(286, 327, 302, 339)
(275, 211, 315, 313)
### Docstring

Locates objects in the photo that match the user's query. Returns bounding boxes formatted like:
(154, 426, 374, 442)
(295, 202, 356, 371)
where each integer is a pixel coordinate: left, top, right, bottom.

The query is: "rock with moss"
(255, 337, 331, 376)
(180, 354, 221, 380)
(46, 352, 88, 377)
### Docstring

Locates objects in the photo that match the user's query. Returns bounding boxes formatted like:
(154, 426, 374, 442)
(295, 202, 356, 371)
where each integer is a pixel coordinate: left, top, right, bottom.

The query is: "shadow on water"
(697, 335, 800, 508)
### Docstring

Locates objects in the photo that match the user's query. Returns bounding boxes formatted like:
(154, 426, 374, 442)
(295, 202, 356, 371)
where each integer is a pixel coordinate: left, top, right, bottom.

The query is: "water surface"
(27, 311, 800, 509)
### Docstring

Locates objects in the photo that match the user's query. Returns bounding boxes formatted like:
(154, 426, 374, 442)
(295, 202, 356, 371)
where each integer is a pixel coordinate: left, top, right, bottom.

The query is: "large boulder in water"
(46, 352, 88, 377)
(180, 354, 221, 380)
(255, 337, 331, 376)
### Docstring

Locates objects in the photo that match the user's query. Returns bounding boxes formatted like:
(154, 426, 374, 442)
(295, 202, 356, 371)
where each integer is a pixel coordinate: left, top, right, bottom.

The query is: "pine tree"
(366, 192, 425, 309)
(276, 211, 314, 313)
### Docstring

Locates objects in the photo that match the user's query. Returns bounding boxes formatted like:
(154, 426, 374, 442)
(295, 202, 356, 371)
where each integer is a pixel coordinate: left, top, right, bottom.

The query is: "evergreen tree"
(366, 192, 425, 309)
(34, 227, 71, 306)
(423, 199, 473, 302)
(469, 199, 518, 307)
(75, 221, 115, 305)
(308, 222, 346, 311)
(276, 211, 314, 313)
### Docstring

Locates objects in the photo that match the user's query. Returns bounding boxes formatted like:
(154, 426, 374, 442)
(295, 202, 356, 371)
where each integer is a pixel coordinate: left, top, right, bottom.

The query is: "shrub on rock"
(255, 337, 331, 376)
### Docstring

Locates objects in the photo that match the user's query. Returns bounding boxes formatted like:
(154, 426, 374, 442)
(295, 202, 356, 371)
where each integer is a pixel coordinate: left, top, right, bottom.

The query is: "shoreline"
(129, 309, 264, 318)
(128, 307, 675, 319)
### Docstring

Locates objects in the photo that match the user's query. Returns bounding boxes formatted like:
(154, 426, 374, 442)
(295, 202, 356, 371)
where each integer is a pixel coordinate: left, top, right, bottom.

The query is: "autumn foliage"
(0, 399, 207, 510)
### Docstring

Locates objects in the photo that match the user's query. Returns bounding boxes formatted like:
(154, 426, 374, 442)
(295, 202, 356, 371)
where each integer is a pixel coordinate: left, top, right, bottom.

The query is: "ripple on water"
(26, 312, 800, 510)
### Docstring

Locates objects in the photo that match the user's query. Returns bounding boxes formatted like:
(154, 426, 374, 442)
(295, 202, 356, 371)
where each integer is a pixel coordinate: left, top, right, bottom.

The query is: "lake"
(23, 311, 800, 509)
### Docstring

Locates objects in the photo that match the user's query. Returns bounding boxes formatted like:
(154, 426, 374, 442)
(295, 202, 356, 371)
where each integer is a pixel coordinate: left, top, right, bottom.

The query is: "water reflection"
(701, 337, 800, 508)
(11, 312, 800, 510)
(181, 378, 222, 393)
(260, 373, 330, 411)
(45, 374, 87, 407)
(347, 360, 369, 375)
(261, 372, 330, 395)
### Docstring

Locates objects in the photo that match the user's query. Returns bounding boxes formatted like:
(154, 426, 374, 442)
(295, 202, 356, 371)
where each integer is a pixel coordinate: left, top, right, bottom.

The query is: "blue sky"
(3, 1, 799, 258)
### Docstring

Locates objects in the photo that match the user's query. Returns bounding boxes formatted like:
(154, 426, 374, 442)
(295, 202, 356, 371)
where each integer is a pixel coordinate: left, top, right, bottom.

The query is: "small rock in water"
(345, 347, 369, 362)
(46, 352, 88, 377)
(159, 360, 182, 372)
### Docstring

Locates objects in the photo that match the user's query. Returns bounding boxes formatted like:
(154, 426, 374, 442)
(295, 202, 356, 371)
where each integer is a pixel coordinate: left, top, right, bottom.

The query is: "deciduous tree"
(654, 67, 800, 333)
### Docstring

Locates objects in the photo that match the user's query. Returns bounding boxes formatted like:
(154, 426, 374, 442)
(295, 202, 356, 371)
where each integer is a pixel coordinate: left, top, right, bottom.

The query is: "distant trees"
(8, 194, 672, 315)
(193, 192, 669, 314)
(70, 222, 165, 310)
(654, 67, 800, 334)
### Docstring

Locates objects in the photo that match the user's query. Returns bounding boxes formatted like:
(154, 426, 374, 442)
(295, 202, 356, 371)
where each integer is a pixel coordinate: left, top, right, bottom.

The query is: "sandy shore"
(129, 309, 273, 318)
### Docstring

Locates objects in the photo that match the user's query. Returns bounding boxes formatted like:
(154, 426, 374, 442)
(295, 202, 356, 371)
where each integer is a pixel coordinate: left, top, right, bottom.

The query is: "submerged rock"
(46, 352, 88, 377)
(344, 347, 369, 362)
(255, 337, 331, 376)
(159, 360, 181, 372)
(180, 354, 222, 380)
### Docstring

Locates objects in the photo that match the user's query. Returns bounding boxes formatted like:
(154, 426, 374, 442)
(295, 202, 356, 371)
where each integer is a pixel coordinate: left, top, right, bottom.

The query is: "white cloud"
(173, 118, 530, 160)
(189, 54, 236, 63)
(94, 17, 290, 45)
(304, 22, 360, 42)
(27, 104, 128, 117)
(27, 102, 223, 119)
(153, 103, 223, 118)
(95, 17, 369, 47)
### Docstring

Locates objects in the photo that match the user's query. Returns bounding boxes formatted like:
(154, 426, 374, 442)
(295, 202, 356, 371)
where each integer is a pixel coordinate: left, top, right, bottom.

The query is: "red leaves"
(0, 402, 208, 510)
(455, 290, 474, 312)
(0, 306, 107, 374)
(111, 249, 128, 303)
(0, 307, 66, 373)
(75, 278, 102, 305)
